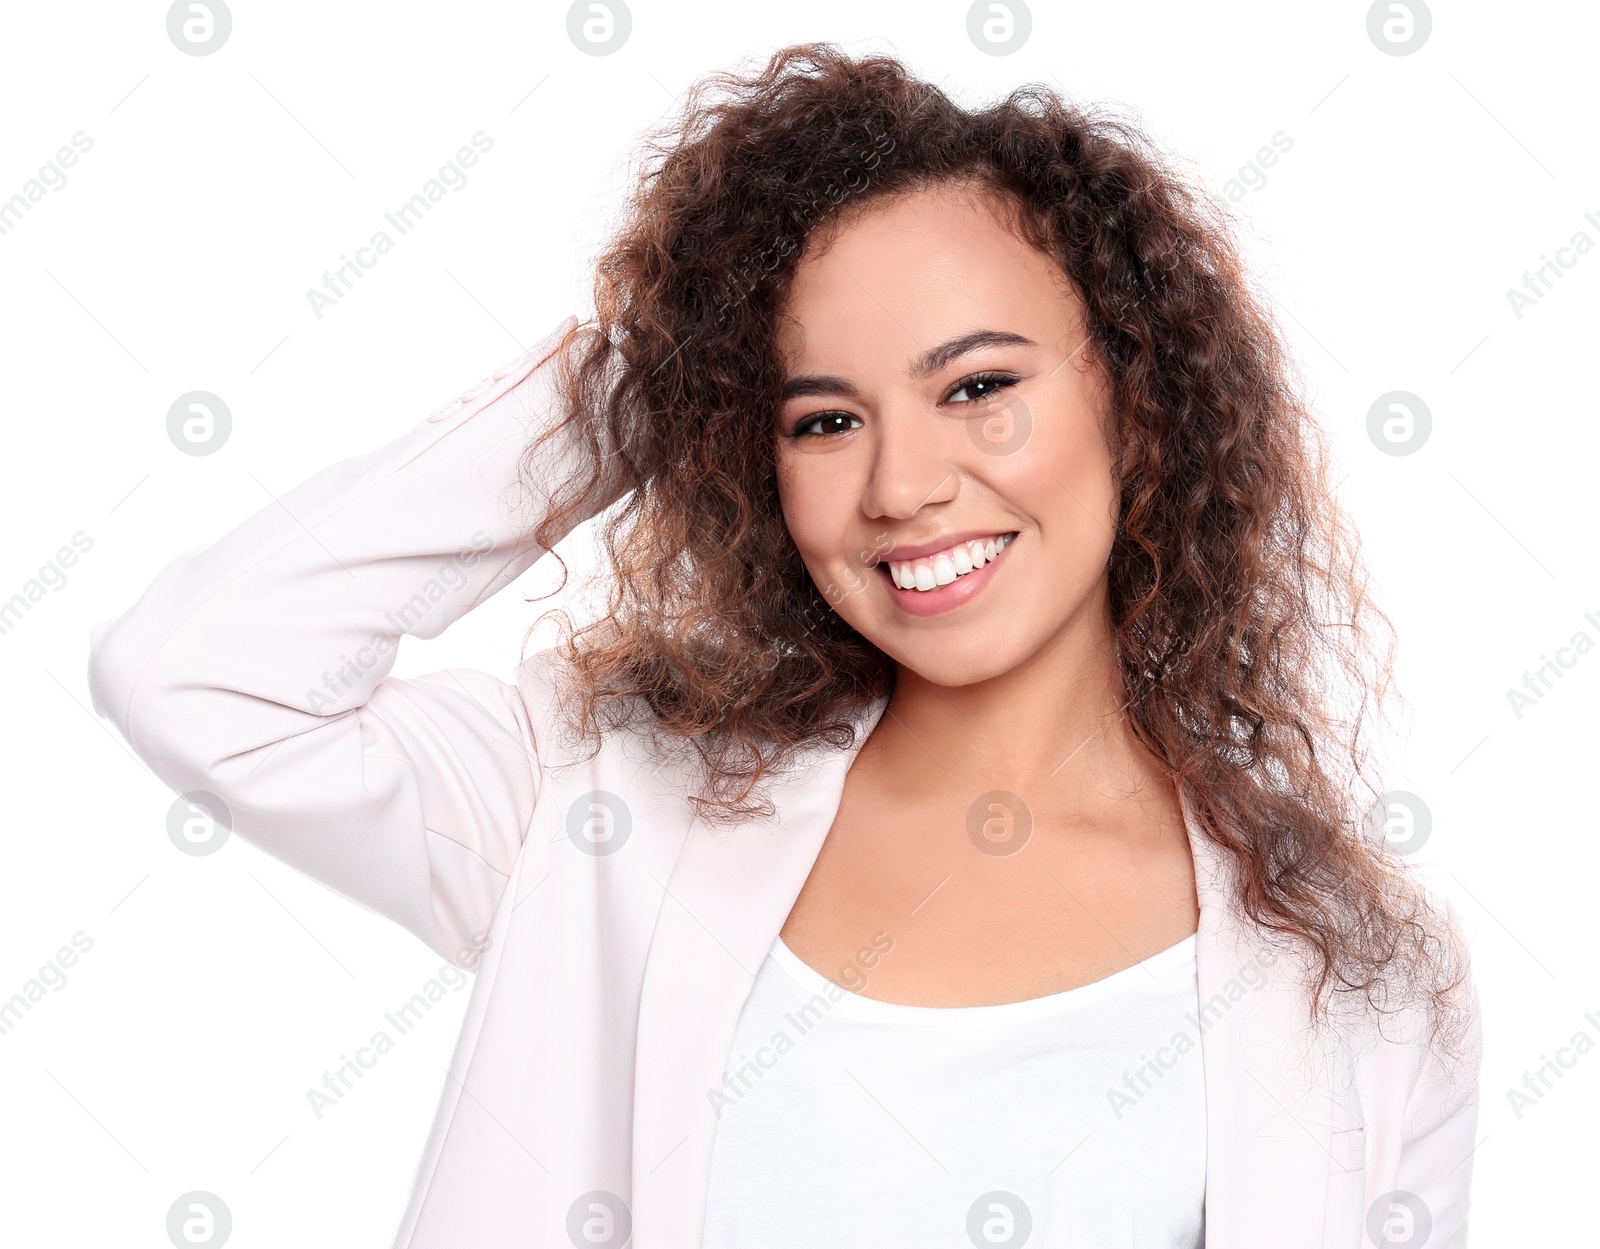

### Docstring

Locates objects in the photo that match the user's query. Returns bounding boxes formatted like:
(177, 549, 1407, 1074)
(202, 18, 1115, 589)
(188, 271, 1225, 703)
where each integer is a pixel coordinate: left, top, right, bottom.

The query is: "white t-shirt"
(701, 930, 1206, 1248)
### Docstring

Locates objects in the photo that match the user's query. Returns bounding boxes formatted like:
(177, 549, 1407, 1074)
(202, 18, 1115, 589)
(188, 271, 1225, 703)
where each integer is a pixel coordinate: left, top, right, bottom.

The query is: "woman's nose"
(860, 402, 962, 520)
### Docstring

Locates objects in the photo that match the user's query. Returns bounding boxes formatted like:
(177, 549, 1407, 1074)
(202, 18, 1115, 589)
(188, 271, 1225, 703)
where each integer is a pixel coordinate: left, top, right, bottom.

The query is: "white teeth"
(887, 533, 1013, 593)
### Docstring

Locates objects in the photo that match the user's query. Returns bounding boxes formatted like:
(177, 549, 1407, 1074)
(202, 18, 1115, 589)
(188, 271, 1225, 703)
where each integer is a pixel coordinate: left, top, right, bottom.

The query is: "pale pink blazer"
(87, 315, 1482, 1248)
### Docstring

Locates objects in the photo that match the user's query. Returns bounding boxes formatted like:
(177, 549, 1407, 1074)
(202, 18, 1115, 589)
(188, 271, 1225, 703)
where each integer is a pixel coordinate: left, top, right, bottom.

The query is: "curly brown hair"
(515, 43, 1473, 1063)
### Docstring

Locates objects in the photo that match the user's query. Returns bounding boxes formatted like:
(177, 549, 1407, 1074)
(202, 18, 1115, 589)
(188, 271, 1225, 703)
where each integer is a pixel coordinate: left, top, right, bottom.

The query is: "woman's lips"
(875, 531, 1018, 618)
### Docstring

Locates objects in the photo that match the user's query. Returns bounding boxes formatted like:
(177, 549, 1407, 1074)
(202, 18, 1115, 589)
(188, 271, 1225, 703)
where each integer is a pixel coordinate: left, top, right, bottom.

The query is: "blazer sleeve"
(86, 314, 628, 966)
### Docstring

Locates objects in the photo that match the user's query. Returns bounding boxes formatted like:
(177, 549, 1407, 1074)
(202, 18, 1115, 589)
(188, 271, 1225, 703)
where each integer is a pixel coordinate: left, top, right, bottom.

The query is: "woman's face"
(773, 183, 1121, 687)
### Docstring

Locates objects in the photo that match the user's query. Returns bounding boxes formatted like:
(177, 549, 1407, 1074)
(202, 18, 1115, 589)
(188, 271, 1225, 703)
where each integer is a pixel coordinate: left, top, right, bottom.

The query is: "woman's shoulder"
(512, 641, 659, 768)
(509, 638, 879, 827)
(1305, 905, 1482, 1126)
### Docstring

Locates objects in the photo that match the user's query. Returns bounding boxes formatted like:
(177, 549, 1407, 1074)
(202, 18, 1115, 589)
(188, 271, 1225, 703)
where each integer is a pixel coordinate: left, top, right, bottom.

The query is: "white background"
(0, 1, 1594, 1245)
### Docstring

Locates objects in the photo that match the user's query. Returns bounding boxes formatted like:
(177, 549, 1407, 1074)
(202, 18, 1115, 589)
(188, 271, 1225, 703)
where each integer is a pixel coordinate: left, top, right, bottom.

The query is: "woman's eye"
(790, 412, 862, 439)
(786, 375, 1019, 438)
(945, 371, 1020, 404)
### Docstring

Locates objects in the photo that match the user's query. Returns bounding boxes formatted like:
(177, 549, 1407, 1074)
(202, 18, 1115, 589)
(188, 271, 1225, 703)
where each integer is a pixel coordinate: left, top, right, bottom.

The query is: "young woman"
(88, 44, 1480, 1249)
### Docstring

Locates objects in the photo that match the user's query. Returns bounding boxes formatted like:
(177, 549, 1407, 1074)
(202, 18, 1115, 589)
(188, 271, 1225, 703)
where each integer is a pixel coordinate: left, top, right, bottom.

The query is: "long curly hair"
(516, 43, 1473, 1063)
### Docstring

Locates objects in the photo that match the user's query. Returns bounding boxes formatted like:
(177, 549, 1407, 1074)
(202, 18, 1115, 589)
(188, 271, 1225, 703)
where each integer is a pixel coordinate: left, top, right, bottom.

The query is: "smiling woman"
(522, 41, 1481, 1246)
(88, 40, 1481, 1249)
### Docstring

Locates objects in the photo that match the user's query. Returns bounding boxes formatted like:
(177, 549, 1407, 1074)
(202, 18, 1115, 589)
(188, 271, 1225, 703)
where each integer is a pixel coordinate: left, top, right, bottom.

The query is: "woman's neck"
(864, 596, 1179, 832)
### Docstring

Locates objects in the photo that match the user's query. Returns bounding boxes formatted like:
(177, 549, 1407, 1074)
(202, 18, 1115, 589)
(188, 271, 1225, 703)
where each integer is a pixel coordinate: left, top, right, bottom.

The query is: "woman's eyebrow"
(778, 328, 1036, 401)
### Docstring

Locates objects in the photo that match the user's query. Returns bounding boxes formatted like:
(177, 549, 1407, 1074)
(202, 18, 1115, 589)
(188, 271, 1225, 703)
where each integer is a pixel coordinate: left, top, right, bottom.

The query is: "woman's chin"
(867, 629, 1031, 688)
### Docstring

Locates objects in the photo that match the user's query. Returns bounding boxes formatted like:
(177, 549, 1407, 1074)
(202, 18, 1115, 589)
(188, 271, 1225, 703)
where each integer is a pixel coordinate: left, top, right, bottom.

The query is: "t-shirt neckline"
(767, 930, 1198, 1026)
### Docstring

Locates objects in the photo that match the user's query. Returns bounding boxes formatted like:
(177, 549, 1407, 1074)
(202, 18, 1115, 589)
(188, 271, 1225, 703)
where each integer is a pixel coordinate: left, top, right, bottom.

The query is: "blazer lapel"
(629, 693, 890, 1246)
(1182, 786, 1340, 1246)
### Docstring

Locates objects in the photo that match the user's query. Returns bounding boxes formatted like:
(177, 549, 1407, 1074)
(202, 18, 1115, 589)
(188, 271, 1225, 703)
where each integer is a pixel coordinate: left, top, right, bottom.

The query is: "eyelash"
(786, 370, 1022, 440)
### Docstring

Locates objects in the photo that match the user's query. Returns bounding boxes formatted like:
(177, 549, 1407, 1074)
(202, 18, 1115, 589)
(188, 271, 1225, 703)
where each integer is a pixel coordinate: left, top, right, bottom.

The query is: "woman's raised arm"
(87, 314, 626, 965)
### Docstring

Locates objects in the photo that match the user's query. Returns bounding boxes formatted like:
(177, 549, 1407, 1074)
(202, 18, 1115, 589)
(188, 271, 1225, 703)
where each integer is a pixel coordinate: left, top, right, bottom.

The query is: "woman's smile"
(873, 530, 1019, 617)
